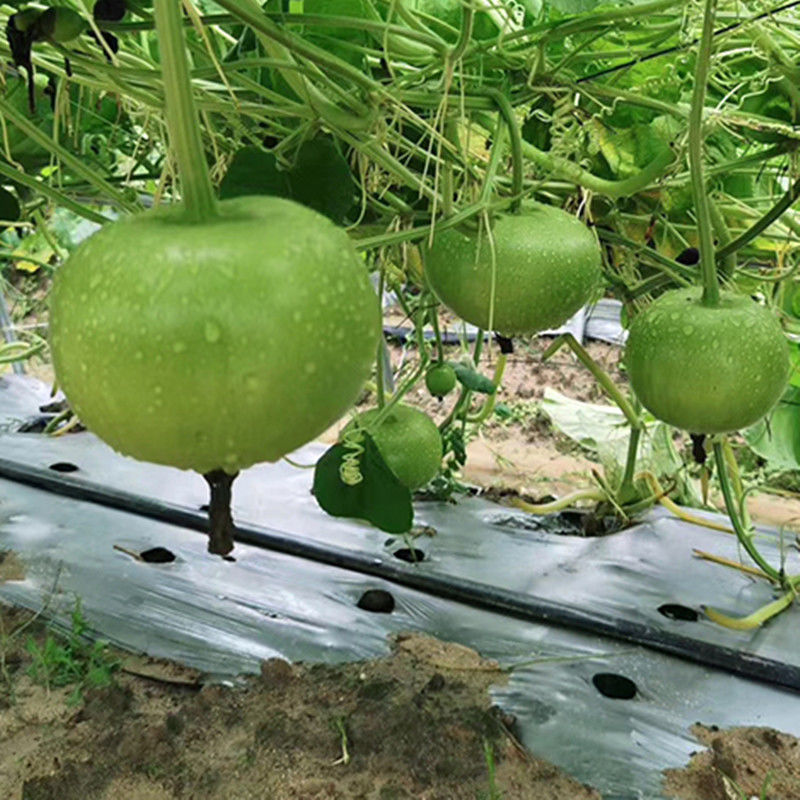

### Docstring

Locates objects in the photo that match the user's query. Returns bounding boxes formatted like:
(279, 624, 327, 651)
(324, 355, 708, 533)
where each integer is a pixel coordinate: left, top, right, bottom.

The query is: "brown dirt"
(0, 551, 26, 583)
(663, 723, 800, 799)
(0, 600, 602, 800)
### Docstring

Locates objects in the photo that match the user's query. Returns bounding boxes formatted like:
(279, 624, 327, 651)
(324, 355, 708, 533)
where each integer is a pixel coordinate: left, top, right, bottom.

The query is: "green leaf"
(0, 188, 20, 225)
(313, 433, 413, 533)
(285, 137, 356, 224)
(219, 147, 288, 201)
(219, 138, 355, 223)
(538, 388, 700, 505)
(744, 385, 800, 471)
(451, 363, 496, 394)
(549, 0, 600, 13)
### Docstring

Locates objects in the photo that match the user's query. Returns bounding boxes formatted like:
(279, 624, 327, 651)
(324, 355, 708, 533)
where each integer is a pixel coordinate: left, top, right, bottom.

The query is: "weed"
(476, 739, 503, 800)
(25, 598, 119, 705)
(724, 769, 774, 800)
(329, 714, 351, 766)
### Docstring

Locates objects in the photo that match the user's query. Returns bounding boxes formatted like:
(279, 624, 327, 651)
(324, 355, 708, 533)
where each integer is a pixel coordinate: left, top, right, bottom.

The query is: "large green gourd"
(625, 287, 789, 433)
(50, 196, 379, 474)
(423, 203, 601, 336)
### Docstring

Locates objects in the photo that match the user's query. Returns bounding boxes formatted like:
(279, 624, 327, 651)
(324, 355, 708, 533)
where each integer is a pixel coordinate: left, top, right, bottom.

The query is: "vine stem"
(712, 441, 780, 583)
(689, 0, 720, 306)
(153, 0, 217, 222)
(376, 269, 386, 409)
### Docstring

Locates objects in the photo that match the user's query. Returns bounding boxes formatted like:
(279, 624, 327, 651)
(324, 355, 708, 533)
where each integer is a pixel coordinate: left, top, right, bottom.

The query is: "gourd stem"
(465, 353, 507, 424)
(712, 442, 780, 583)
(542, 334, 639, 427)
(203, 470, 238, 556)
(430, 306, 445, 363)
(716, 176, 800, 262)
(689, 0, 720, 307)
(153, 0, 217, 222)
(618, 424, 642, 504)
(486, 90, 523, 212)
(376, 269, 386, 409)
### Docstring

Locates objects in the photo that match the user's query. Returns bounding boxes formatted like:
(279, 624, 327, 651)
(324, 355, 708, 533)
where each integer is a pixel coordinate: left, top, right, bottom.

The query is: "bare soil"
(3, 596, 800, 800)
(663, 723, 800, 799)
(0, 600, 602, 800)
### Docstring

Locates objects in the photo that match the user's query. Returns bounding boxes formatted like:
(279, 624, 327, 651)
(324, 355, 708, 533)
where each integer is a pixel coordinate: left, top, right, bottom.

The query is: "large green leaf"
(219, 138, 355, 223)
(285, 137, 356, 224)
(313, 433, 414, 533)
(219, 147, 287, 200)
(744, 385, 800, 470)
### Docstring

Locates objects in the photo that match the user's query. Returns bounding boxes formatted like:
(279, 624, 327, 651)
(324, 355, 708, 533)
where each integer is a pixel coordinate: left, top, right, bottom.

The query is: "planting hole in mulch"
(48, 462, 79, 473)
(592, 672, 638, 700)
(357, 589, 395, 613)
(393, 547, 426, 563)
(658, 603, 699, 622)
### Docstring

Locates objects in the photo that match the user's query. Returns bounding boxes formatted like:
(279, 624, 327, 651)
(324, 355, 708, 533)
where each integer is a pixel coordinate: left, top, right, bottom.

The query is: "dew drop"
(682, 325, 694, 335)
(205, 321, 221, 343)
(173, 341, 187, 354)
(305, 362, 317, 375)
(134, 351, 144, 361)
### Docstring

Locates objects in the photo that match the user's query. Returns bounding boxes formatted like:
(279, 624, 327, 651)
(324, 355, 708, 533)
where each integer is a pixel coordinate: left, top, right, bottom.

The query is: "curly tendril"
(340, 428, 366, 486)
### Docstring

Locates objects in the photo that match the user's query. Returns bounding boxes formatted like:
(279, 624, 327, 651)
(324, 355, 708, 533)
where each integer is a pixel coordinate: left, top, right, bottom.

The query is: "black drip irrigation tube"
(1, 455, 799, 693)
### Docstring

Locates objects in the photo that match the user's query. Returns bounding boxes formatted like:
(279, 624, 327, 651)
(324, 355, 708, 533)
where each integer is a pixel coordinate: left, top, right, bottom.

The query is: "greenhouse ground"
(3, 338, 800, 798)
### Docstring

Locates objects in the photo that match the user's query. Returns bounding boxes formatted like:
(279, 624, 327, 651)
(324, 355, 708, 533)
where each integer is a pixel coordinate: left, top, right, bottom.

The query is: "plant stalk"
(153, 0, 217, 222)
(689, 0, 720, 306)
(712, 441, 780, 583)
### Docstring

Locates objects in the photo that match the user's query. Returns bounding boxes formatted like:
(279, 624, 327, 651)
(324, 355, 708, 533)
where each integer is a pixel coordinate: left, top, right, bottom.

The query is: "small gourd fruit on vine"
(423, 203, 601, 336)
(425, 362, 457, 399)
(50, 197, 380, 477)
(343, 405, 442, 490)
(624, 287, 789, 433)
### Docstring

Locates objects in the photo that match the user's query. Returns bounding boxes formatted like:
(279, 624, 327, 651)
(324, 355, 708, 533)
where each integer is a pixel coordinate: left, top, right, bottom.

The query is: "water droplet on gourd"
(173, 341, 187, 354)
(205, 321, 221, 343)
(134, 351, 143, 361)
(683, 325, 694, 335)
(244, 374, 260, 392)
